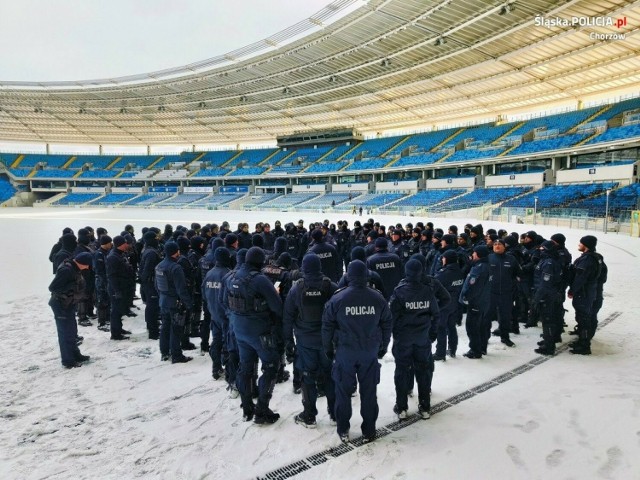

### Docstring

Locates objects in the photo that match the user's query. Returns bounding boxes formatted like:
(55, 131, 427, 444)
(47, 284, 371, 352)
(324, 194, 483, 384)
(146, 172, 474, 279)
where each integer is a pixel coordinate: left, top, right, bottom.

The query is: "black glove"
(377, 348, 386, 360)
(285, 342, 296, 364)
(325, 350, 335, 361)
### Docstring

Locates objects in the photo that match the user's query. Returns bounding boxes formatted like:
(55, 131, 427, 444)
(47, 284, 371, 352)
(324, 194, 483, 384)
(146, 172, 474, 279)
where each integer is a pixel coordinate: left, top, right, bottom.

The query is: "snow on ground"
(0, 207, 638, 480)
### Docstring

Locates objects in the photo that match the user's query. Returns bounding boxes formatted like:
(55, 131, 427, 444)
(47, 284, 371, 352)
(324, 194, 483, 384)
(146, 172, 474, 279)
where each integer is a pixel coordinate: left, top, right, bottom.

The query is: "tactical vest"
(155, 263, 170, 294)
(299, 277, 332, 322)
(227, 271, 269, 314)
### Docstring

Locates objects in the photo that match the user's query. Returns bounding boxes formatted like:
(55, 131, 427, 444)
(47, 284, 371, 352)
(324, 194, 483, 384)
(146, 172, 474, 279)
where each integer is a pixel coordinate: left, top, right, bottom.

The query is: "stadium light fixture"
(198, 102, 206, 108)
(158, 106, 166, 112)
(79, 108, 86, 114)
(381, 58, 391, 67)
(120, 107, 127, 114)
(282, 87, 291, 94)
(239, 95, 248, 102)
(434, 37, 447, 46)
(328, 75, 337, 83)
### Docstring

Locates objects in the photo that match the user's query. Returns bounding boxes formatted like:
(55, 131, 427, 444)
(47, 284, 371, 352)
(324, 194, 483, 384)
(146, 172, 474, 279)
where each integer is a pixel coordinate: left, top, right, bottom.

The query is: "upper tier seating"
(304, 160, 349, 174)
(507, 133, 588, 156)
(509, 107, 602, 137)
(392, 153, 444, 168)
(78, 169, 120, 179)
(67, 155, 118, 169)
(192, 167, 230, 178)
(19, 154, 70, 168)
(32, 169, 76, 178)
(346, 136, 405, 159)
(344, 158, 389, 171)
(199, 151, 238, 167)
(586, 124, 640, 145)
(385, 128, 461, 157)
(444, 147, 505, 163)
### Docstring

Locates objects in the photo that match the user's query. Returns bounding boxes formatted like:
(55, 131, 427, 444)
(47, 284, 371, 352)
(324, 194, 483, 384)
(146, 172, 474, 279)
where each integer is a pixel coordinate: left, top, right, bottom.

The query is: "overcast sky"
(0, 0, 347, 82)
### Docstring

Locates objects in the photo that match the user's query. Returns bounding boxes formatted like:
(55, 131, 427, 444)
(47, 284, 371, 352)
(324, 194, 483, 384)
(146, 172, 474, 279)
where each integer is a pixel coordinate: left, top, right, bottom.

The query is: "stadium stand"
(52, 192, 102, 206)
(302, 192, 361, 209)
(92, 193, 138, 205)
(124, 194, 173, 206)
(502, 182, 618, 209)
(431, 186, 532, 212)
(258, 192, 320, 209)
(565, 183, 640, 216)
(0, 176, 17, 203)
(380, 189, 466, 210)
(334, 192, 406, 210)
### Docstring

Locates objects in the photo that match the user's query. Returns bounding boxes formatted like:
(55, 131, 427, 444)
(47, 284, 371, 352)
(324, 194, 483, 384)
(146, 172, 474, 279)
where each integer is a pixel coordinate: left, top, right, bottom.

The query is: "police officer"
(223, 247, 283, 424)
(106, 236, 133, 340)
(338, 246, 385, 296)
(155, 241, 194, 363)
(367, 237, 403, 300)
(434, 250, 465, 360)
(308, 229, 342, 282)
(284, 254, 338, 428)
(568, 235, 601, 355)
(533, 241, 563, 355)
(139, 231, 162, 340)
(49, 252, 93, 368)
(73, 229, 96, 327)
(93, 235, 112, 332)
(202, 247, 232, 379)
(389, 259, 440, 419)
(53, 233, 77, 274)
(488, 238, 521, 347)
(460, 245, 491, 359)
(322, 260, 392, 443)
(188, 236, 206, 342)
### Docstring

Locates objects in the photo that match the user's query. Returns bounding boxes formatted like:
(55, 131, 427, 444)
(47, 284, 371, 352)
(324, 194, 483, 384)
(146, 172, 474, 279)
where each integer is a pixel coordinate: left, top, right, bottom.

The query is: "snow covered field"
(0, 207, 638, 480)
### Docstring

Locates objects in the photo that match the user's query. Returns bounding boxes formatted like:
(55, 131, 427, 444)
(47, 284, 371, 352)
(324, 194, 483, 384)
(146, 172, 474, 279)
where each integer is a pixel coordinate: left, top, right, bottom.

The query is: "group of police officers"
(48, 217, 607, 443)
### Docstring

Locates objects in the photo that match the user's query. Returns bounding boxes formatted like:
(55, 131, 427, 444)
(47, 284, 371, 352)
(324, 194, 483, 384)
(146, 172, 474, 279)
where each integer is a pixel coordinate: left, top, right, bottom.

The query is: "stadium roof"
(0, 0, 639, 146)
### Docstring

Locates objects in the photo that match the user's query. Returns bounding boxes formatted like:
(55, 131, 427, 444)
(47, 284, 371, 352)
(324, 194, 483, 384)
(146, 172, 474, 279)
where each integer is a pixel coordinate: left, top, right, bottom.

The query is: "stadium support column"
(46, 143, 50, 154)
(99, 145, 103, 155)
(147, 145, 151, 155)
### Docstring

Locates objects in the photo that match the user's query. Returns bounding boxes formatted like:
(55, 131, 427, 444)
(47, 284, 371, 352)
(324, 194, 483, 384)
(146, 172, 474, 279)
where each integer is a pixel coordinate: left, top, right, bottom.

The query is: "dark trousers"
(392, 342, 432, 411)
(589, 292, 603, 340)
(225, 327, 239, 388)
(190, 292, 202, 335)
(160, 307, 184, 359)
(141, 283, 159, 337)
(573, 293, 595, 347)
(435, 305, 459, 356)
(489, 292, 514, 340)
(466, 305, 485, 354)
(332, 351, 380, 438)
(109, 295, 127, 337)
(49, 297, 82, 367)
(209, 313, 224, 373)
(236, 332, 279, 412)
(201, 298, 211, 348)
(295, 344, 335, 418)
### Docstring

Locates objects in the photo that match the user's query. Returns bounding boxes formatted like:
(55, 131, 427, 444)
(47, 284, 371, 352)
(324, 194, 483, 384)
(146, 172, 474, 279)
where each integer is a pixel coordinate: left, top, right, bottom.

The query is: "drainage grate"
(257, 311, 621, 479)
